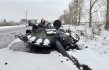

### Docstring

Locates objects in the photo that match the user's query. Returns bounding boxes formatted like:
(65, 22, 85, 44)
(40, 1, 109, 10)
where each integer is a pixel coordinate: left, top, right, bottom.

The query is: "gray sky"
(0, 0, 71, 22)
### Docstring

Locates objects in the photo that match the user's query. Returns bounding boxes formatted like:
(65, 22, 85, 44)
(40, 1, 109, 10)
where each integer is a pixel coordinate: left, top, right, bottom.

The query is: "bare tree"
(105, 0, 109, 30)
(89, 0, 99, 27)
(59, 0, 84, 25)
(69, 0, 84, 26)
(59, 10, 70, 24)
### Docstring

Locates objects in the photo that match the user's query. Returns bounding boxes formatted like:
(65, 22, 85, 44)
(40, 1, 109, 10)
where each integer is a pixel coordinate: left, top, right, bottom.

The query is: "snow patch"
(8, 38, 29, 52)
(35, 38, 43, 44)
(29, 36, 36, 42)
(43, 39, 50, 45)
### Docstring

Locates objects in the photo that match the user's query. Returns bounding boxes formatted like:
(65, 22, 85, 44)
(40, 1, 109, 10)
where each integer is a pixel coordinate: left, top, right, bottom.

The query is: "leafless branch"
(91, 0, 99, 9)
(91, 2, 105, 14)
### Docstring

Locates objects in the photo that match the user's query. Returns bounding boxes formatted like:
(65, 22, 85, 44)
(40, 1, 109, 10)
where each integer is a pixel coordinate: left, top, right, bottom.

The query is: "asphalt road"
(0, 26, 31, 48)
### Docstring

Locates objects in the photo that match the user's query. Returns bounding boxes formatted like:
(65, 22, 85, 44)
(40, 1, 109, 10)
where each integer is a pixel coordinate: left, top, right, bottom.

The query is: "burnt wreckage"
(18, 20, 80, 50)
(18, 20, 90, 70)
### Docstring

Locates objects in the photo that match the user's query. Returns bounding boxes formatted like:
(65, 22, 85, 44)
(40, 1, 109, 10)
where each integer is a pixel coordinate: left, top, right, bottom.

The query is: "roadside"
(0, 25, 31, 49)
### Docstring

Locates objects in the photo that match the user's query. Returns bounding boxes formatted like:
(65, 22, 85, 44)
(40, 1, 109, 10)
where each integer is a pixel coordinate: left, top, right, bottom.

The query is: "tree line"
(59, 0, 109, 30)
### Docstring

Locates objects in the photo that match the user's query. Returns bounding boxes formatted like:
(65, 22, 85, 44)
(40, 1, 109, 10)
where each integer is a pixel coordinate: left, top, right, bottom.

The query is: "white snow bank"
(8, 38, 29, 52)
(0, 25, 26, 30)
(8, 38, 21, 49)
(63, 25, 109, 70)
(0, 48, 78, 70)
(0, 38, 78, 70)
(68, 49, 109, 70)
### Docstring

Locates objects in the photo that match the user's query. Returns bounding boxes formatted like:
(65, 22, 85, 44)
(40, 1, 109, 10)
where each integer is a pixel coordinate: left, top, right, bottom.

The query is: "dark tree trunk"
(89, 0, 92, 27)
(105, 0, 109, 30)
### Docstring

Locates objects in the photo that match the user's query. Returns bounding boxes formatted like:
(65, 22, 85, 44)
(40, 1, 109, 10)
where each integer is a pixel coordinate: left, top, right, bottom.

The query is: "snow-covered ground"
(0, 48, 78, 70)
(0, 38, 78, 70)
(63, 25, 109, 70)
(0, 25, 109, 70)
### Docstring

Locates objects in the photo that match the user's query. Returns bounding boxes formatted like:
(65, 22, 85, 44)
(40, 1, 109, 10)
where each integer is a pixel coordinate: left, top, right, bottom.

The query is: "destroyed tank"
(18, 20, 80, 51)
(17, 20, 93, 70)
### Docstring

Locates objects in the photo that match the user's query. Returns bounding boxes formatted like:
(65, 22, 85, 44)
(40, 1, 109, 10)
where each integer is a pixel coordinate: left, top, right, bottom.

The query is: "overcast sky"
(0, 0, 71, 22)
